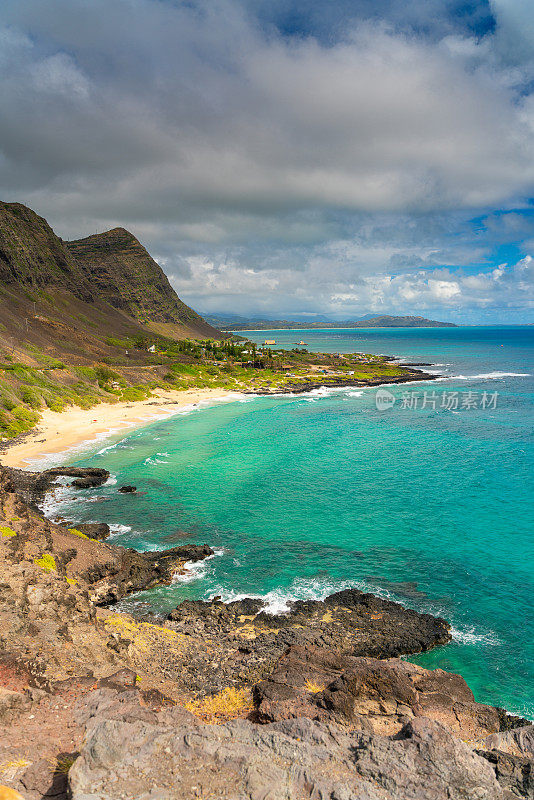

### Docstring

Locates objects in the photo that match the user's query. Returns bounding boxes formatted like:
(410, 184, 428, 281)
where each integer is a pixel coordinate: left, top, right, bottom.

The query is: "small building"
(147, 345, 156, 353)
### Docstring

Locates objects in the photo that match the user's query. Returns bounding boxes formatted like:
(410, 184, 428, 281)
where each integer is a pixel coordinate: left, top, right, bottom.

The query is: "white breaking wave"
(39, 484, 75, 519)
(172, 547, 225, 584)
(274, 385, 367, 401)
(143, 452, 170, 466)
(451, 625, 501, 646)
(97, 441, 122, 455)
(208, 575, 367, 615)
(108, 523, 133, 536)
(449, 372, 531, 380)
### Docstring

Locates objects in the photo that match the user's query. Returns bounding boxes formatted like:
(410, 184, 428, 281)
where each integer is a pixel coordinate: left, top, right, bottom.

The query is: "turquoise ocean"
(44, 326, 533, 718)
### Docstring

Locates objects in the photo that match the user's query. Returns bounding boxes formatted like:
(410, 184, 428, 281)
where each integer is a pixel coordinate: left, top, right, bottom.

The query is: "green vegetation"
(105, 336, 130, 348)
(94, 364, 121, 386)
(0, 405, 39, 439)
(0, 526, 17, 538)
(0, 330, 413, 440)
(0, 366, 106, 439)
(21, 343, 66, 369)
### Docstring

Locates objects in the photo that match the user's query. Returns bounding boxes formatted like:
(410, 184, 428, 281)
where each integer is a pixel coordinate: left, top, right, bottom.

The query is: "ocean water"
(46, 327, 533, 718)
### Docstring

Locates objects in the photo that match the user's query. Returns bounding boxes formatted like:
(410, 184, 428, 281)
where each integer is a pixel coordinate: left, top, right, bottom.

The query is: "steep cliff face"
(0, 201, 222, 341)
(0, 202, 93, 301)
(66, 227, 219, 337)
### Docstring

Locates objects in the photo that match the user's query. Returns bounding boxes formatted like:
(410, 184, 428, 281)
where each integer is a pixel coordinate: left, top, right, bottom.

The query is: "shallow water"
(48, 326, 534, 718)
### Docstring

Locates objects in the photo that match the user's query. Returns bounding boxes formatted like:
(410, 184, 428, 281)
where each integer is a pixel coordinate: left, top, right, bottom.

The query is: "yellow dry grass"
(104, 613, 185, 651)
(33, 553, 56, 572)
(50, 754, 78, 774)
(0, 759, 30, 774)
(304, 679, 326, 694)
(185, 687, 253, 722)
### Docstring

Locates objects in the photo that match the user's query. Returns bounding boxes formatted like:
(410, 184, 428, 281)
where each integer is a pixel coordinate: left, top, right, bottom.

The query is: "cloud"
(0, 0, 533, 320)
(168, 242, 534, 320)
(489, 0, 534, 65)
(2, 0, 534, 220)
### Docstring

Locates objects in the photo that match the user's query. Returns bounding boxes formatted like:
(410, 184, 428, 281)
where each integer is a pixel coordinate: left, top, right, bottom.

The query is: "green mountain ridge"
(0, 201, 222, 343)
(0, 202, 93, 301)
(66, 227, 212, 332)
(0, 200, 228, 440)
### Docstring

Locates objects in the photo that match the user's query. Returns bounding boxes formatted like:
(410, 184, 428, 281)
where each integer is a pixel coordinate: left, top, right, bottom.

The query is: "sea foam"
(448, 372, 531, 380)
(172, 547, 225, 584)
(208, 575, 366, 615)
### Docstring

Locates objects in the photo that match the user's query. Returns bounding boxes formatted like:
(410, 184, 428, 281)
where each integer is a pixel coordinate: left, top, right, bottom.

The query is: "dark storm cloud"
(0, 0, 533, 319)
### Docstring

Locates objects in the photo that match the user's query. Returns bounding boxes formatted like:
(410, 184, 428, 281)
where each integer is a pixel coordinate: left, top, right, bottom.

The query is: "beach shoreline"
(0, 364, 437, 469)
(0, 387, 240, 469)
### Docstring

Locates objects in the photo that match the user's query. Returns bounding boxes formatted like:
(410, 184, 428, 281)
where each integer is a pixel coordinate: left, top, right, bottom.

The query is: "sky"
(1, 0, 534, 323)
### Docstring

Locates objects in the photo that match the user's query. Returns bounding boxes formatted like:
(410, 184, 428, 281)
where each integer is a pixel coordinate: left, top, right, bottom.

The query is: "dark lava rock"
(20, 756, 70, 798)
(164, 588, 451, 694)
(252, 644, 501, 740)
(497, 707, 533, 731)
(477, 748, 533, 798)
(86, 543, 214, 605)
(277, 368, 438, 395)
(68, 700, 504, 800)
(1, 466, 109, 505)
(71, 474, 105, 489)
(118, 485, 136, 493)
(48, 468, 109, 487)
(97, 668, 138, 692)
(168, 596, 265, 624)
(66, 522, 111, 541)
(169, 588, 451, 656)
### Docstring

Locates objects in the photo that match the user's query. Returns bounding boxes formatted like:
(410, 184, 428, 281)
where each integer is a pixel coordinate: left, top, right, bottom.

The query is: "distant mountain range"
(204, 314, 457, 330)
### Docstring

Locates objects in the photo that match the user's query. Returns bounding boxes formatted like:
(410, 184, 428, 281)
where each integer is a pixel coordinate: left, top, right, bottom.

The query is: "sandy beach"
(0, 388, 238, 468)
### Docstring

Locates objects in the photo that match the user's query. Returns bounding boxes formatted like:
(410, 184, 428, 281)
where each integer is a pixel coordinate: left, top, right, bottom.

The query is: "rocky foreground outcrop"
(2, 466, 111, 507)
(252, 644, 503, 739)
(68, 690, 506, 800)
(0, 464, 533, 799)
(0, 465, 214, 681)
(165, 591, 451, 694)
